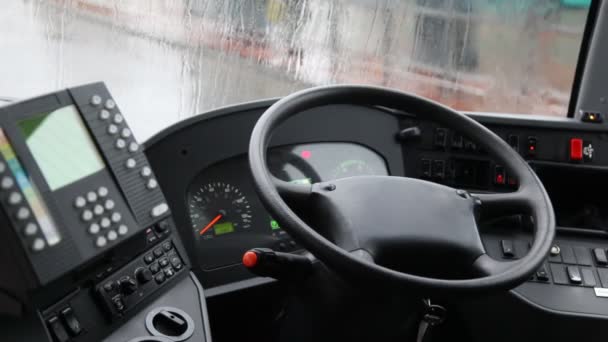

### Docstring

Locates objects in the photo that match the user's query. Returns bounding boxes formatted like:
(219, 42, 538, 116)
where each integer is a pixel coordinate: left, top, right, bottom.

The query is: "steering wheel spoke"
(473, 253, 521, 278)
(272, 176, 312, 205)
(473, 191, 532, 220)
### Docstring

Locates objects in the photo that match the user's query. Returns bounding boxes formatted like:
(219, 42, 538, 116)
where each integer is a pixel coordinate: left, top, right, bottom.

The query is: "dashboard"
(145, 98, 608, 327)
(186, 142, 388, 270)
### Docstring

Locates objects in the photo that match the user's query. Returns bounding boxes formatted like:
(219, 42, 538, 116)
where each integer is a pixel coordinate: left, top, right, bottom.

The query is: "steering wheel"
(248, 85, 555, 294)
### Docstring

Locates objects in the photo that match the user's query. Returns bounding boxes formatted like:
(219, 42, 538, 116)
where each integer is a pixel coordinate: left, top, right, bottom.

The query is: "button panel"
(73, 187, 127, 248)
(72, 86, 170, 231)
(0, 131, 60, 254)
(497, 239, 608, 291)
(96, 239, 184, 319)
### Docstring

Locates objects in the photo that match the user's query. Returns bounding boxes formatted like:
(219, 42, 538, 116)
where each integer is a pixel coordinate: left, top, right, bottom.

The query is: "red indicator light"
(242, 251, 258, 268)
(570, 138, 583, 161)
(495, 173, 505, 185)
(301, 150, 312, 159)
(529, 145, 535, 151)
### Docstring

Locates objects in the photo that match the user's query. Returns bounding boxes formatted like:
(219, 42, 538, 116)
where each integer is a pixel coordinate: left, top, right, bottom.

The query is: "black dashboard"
(4, 85, 608, 342)
(146, 101, 608, 294)
(146, 98, 608, 333)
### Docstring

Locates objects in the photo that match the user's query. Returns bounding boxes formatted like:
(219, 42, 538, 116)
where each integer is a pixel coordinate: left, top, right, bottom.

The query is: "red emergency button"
(242, 251, 258, 268)
(570, 138, 583, 161)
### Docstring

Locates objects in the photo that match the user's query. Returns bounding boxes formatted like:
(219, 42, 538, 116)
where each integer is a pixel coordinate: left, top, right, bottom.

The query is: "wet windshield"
(2, 1, 592, 140)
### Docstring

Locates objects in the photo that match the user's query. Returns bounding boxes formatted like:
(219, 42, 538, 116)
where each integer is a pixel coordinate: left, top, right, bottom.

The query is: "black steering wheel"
(249, 85, 555, 294)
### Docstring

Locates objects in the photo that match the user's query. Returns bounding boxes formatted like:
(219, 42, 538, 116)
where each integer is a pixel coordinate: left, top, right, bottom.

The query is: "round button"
(141, 166, 152, 177)
(16, 207, 30, 220)
(111, 212, 122, 223)
(116, 139, 126, 149)
(113, 113, 124, 124)
(24, 222, 38, 236)
(1, 176, 14, 189)
(107, 230, 118, 241)
(108, 124, 118, 135)
(125, 158, 136, 169)
(96, 236, 107, 248)
(128, 142, 139, 153)
(93, 204, 104, 216)
(87, 191, 98, 202)
(82, 210, 93, 221)
(74, 196, 86, 208)
(550, 245, 560, 256)
(104, 199, 115, 210)
(121, 128, 131, 138)
(242, 251, 258, 268)
(118, 224, 128, 235)
(8, 192, 22, 205)
(0, 161, 6, 173)
(99, 109, 110, 120)
(89, 223, 100, 234)
(105, 99, 116, 109)
(90, 95, 102, 106)
(98, 187, 109, 197)
(147, 179, 158, 189)
(100, 217, 111, 228)
(32, 238, 46, 252)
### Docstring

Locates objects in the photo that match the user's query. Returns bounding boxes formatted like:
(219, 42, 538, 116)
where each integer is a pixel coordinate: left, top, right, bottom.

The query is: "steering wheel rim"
(249, 84, 555, 294)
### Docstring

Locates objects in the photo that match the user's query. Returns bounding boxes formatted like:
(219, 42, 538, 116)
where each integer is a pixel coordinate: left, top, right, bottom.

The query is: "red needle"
(199, 214, 223, 235)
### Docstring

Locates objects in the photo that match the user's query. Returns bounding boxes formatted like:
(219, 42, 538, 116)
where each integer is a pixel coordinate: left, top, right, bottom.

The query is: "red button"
(242, 251, 258, 268)
(570, 138, 583, 161)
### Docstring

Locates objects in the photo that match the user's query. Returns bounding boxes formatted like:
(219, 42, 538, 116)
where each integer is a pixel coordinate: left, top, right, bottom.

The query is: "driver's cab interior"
(1, 0, 607, 341)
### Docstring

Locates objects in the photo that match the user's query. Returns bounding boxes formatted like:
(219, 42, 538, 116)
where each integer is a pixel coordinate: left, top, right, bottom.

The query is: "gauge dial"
(331, 159, 376, 179)
(188, 182, 252, 241)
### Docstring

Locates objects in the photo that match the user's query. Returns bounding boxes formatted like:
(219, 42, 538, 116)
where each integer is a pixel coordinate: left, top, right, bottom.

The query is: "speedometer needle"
(199, 214, 223, 235)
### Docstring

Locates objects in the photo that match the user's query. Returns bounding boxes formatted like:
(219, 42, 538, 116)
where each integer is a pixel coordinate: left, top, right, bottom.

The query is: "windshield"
(2, 0, 592, 140)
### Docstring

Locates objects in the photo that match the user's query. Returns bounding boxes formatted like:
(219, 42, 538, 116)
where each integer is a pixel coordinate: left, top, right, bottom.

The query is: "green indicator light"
(270, 219, 281, 230)
(214, 222, 235, 235)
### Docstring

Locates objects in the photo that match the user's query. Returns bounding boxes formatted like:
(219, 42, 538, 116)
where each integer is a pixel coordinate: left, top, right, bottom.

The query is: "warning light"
(495, 173, 505, 185)
(301, 150, 312, 159)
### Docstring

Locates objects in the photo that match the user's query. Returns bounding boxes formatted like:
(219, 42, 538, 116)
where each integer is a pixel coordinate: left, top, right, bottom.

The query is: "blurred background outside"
(1, 0, 591, 140)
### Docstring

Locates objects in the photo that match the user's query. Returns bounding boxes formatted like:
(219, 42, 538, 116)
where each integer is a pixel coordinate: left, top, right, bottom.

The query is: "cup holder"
(145, 307, 195, 341)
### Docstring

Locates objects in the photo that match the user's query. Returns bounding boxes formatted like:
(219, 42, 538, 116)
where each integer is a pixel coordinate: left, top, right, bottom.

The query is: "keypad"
(141, 241, 181, 284)
(73, 186, 127, 248)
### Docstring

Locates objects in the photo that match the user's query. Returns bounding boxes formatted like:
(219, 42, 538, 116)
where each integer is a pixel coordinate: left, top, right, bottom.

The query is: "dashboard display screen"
(19, 105, 105, 191)
(187, 142, 388, 270)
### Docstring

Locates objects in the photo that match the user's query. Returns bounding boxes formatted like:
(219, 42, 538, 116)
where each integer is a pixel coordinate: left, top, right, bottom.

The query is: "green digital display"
(270, 219, 281, 230)
(19, 105, 105, 191)
(214, 222, 235, 235)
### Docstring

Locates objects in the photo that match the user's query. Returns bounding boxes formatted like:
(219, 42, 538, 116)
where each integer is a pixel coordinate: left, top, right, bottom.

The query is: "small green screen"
(214, 222, 235, 235)
(19, 105, 105, 191)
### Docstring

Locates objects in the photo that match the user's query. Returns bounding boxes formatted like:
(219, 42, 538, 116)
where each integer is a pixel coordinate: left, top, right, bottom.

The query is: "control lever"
(242, 248, 313, 281)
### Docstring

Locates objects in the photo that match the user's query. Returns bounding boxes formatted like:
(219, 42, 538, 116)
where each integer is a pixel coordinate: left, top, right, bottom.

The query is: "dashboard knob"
(118, 276, 138, 295)
(135, 267, 153, 284)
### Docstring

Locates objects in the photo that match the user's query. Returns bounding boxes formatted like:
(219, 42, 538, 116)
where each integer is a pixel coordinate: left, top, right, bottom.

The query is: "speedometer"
(188, 182, 253, 241)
